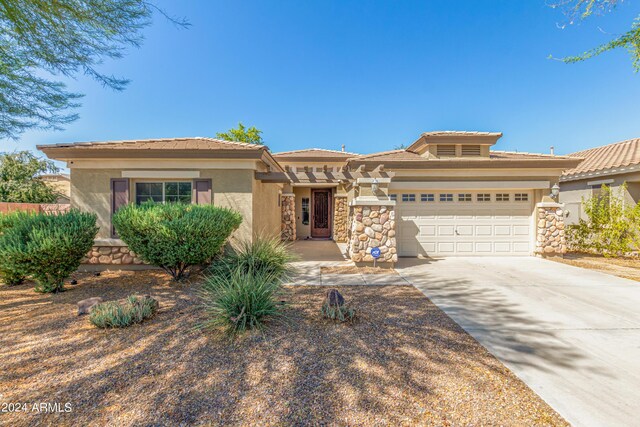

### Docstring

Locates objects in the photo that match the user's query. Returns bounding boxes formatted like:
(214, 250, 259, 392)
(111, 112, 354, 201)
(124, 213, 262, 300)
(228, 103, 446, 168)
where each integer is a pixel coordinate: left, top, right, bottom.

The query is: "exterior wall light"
(371, 178, 379, 194)
(551, 183, 560, 199)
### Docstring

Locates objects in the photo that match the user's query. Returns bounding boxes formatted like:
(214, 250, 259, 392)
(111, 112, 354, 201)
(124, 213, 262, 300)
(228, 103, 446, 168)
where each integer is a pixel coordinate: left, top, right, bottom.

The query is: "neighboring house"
(560, 138, 640, 225)
(38, 131, 581, 266)
(40, 173, 71, 204)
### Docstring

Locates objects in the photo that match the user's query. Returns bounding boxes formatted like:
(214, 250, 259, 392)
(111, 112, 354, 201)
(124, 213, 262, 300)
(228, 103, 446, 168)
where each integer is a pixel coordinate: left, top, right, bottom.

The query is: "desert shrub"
(200, 267, 284, 337)
(90, 295, 159, 328)
(321, 289, 356, 323)
(0, 210, 97, 292)
(0, 211, 35, 286)
(567, 184, 640, 256)
(113, 202, 242, 281)
(209, 235, 297, 281)
(321, 302, 357, 323)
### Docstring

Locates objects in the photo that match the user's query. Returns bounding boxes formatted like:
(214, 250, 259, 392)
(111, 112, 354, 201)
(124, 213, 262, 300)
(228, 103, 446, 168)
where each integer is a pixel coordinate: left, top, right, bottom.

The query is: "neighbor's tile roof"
(273, 148, 361, 159)
(349, 149, 571, 162)
(420, 131, 503, 137)
(562, 138, 640, 178)
(37, 137, 264, 151)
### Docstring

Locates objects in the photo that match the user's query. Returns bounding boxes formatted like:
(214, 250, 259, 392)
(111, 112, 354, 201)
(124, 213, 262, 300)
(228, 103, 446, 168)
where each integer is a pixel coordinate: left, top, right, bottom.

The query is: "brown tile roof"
(37, 137, 264, 151)
(349, 149, 573, 162)
(562, 138, 640, 179)
(273, 148, 361, 159)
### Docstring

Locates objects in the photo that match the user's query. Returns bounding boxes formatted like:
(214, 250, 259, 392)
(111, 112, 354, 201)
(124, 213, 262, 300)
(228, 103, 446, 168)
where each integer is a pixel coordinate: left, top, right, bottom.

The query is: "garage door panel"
(397, 191, 533, 256)
(494, 225, 512, 236)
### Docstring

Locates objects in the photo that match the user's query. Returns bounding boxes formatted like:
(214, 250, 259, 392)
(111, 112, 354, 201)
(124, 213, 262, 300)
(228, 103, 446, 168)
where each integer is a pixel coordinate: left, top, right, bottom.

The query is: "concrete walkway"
(396, 257, 640, 427)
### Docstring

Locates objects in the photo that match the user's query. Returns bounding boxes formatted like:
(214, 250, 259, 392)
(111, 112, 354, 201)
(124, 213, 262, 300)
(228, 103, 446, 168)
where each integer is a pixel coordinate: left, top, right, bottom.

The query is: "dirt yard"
(0, 271, 567, 426)
(551, 253, 640, 282)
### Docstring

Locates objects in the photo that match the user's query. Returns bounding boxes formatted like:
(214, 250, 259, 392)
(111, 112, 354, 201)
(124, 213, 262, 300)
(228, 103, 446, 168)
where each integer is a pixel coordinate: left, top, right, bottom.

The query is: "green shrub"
(322, 302, 357, 323)
(0, 210, 98, 292)
(0, 211, 35, 286)
(209, 235, 298, 281)
(90, 295, 159, 328)
(567, 183, 640, 256)
(113, 202, 242, 281)
(200, 267, 284, 337)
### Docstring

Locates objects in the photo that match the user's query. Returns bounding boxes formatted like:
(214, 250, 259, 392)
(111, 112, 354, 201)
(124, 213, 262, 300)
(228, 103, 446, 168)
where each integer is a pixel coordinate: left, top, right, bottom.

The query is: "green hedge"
(0, 211, 35, 286)
(113, 202, 242, 281)
(0, 210, 98, 292)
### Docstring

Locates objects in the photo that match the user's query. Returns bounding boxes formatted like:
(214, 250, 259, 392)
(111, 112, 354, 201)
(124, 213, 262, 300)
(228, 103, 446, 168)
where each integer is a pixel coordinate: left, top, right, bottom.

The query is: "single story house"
(560, 138, 640, 225)
(38, 131, 582, 266)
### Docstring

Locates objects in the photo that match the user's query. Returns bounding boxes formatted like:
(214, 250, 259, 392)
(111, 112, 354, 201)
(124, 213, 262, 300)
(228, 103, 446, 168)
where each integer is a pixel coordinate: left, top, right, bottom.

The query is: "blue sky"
(4, 0, 640, 167)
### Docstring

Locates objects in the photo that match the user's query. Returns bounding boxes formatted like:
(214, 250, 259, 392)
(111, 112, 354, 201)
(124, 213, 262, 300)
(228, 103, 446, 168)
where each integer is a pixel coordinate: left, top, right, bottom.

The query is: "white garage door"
(396, 191, 533, 257)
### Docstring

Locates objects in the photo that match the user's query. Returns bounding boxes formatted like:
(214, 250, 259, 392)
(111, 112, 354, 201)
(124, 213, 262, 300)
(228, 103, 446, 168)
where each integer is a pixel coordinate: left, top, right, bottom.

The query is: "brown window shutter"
(192, 179, 212, 205)
(111, 178, 130, 237)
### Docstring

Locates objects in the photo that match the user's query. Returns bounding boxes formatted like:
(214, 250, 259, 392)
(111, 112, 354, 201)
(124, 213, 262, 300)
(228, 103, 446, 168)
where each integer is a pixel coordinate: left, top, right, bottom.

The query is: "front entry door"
(311, 189, 331, 238)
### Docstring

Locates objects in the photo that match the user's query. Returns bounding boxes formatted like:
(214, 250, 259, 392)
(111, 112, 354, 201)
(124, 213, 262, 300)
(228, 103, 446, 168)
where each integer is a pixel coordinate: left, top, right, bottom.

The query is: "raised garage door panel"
(396, 192, 532, 256)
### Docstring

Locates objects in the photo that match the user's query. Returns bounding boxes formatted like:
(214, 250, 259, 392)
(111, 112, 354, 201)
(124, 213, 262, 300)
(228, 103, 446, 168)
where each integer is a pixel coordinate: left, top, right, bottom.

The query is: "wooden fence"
(0, 202, 71, 215)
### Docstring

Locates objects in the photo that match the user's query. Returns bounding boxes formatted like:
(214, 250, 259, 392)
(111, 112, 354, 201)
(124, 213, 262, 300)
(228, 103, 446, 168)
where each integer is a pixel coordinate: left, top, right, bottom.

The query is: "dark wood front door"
(311, 189, 331, 238)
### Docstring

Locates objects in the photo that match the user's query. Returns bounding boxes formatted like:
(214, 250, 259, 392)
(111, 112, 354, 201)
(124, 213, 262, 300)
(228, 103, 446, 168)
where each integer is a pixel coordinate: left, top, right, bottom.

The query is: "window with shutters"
(436, 145, 456, 157)
(461, 145, 481, 157)
(135, 182, 192, 204)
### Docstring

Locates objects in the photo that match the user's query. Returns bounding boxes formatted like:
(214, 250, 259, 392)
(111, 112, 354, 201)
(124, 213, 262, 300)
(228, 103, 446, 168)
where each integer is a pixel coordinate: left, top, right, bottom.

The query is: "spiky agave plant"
(199, 266, 285, 337)
(209, 235, 298, 282)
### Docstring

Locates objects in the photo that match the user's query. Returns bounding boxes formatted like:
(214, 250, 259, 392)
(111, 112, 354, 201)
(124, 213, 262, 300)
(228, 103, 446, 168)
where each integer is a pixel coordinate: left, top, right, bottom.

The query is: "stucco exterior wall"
(71, 168, 257, 242)
(560, 171, 640, 225)
(293, 187, 311, 239)
(252, 178, 282, 239)
(71, 169, 122, 239)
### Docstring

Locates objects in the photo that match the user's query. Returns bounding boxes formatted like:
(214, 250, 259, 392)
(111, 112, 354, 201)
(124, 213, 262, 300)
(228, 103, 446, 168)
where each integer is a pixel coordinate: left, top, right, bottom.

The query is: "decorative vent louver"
(436, 145, 456, 157)
(461, 145, 482, 157)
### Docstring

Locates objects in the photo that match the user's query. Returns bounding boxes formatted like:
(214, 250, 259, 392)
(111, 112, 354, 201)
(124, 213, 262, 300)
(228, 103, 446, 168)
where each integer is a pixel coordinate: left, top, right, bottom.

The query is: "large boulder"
(325, 289, 344, 307)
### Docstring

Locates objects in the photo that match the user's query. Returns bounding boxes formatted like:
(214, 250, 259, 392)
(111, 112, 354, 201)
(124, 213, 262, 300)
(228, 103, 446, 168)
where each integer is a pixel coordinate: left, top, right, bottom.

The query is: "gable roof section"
(562, 138, 640, 180)
(273, 148, 360, 161)
(37, 137, 284, 171)
(347, 149, 582, 169)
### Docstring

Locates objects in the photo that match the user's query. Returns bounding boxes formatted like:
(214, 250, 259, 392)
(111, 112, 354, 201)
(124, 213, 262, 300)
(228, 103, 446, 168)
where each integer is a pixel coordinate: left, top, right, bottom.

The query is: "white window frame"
(134, 180, 192, 205)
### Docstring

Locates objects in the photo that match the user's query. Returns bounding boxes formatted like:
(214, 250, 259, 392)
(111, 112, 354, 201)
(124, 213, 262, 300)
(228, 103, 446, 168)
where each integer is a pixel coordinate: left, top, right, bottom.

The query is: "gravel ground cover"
(0, 271, 567, 426)
(551, 252, 640, 282)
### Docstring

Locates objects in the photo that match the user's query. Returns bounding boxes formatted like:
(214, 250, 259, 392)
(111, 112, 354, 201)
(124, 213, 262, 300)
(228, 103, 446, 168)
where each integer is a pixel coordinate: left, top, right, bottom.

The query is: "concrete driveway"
(397, 256, 640, 427)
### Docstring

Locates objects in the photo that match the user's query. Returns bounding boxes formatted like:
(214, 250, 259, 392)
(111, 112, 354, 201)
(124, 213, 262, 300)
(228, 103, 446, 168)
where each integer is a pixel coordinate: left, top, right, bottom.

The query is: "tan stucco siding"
(560, 171, 640, 224)
(70, 169, 122, 239)
(252, 179, 281, 239)
(293, 187, 311, 239)
(71, 168, 256, 241)
(200, 169, 254, 242)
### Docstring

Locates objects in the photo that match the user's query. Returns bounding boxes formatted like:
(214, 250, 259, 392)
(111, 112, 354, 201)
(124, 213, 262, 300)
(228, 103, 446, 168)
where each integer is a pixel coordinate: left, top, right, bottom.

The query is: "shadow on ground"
(0, 270, 567, 426)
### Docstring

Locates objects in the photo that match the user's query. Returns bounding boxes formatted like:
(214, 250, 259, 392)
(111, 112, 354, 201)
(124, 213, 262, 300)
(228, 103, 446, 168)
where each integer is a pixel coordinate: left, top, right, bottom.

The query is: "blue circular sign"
(371, 247, 381, 259)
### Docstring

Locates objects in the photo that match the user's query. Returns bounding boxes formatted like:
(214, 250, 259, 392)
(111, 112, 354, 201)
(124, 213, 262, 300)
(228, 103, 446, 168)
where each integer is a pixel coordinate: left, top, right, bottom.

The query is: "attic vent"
(461, 145, 481, 157)
(436, 145, 456, 157)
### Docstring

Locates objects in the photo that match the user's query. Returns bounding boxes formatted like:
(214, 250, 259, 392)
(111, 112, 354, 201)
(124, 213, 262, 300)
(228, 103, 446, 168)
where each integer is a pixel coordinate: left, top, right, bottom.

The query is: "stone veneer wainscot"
(280, 194, 296, 241)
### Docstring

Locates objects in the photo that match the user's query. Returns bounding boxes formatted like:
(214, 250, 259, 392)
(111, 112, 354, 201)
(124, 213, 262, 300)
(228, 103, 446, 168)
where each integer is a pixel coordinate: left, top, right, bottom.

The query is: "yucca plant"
(209, 235, 298, 282)
(89, 295, 159, 328)
(200, 267, 284, 337)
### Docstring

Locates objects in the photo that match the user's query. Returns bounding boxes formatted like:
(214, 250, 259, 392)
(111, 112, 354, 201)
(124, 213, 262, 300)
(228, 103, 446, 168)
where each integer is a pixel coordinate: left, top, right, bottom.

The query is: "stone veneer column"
(534, 202, 567, 256)
(280, 194, 296, 241)
(333, 196, 348, 243)
(348, 205, 397, 263)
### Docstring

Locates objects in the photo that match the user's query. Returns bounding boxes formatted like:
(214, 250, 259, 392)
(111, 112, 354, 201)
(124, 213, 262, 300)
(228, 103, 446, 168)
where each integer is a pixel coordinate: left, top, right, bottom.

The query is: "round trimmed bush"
(113, 202, 242, 281)
(0, 210, 98, 292)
